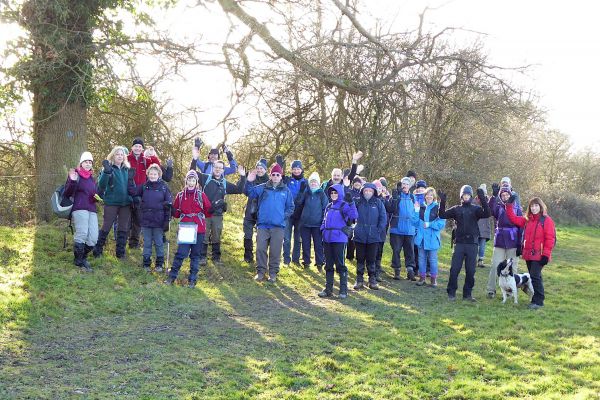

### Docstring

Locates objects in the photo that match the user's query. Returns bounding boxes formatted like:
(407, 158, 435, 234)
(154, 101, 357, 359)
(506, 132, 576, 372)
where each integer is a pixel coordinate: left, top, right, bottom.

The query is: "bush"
(532, 190, 600, 226)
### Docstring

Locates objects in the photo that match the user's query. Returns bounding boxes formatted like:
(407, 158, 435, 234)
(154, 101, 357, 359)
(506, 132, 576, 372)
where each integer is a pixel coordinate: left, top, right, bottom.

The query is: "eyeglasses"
(271, 173, 281, 177)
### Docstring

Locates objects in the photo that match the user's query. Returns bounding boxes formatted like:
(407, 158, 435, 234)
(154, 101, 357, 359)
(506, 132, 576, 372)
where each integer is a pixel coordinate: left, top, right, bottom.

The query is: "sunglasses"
(270, 173, 281, 177)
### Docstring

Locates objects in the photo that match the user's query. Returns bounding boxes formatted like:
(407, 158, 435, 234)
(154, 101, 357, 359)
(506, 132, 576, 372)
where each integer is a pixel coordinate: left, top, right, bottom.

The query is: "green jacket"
(98, 164, 132, 206)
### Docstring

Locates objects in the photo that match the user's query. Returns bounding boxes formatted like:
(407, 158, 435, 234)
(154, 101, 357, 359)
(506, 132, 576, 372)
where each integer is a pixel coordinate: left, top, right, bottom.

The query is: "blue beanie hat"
(291, 160, 303, 170)
(256, 158, 267, 170)
(460, 185, 473, 197)
(416, 180, 427, 189)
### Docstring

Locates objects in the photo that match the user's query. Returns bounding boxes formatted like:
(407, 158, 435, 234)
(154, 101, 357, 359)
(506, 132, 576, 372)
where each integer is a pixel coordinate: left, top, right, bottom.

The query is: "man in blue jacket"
(387, 177, 417, 281)
(246, 163, 295, 283)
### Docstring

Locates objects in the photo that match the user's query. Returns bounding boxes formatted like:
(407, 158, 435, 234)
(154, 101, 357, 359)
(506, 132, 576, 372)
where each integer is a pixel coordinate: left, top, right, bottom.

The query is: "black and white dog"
(497, 258, 535, 304)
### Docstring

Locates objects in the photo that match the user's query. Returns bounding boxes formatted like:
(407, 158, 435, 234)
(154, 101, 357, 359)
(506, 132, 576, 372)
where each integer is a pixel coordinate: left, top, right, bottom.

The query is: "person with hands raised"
(242, 158, 269, 263)
(191, 137, 239, 176)
(64, 151, 99, 272)
(504, 196, 556, 309)
(438, 185, 490, 302)
(94, 146, 132, 259)
(321, 151, 363, 198)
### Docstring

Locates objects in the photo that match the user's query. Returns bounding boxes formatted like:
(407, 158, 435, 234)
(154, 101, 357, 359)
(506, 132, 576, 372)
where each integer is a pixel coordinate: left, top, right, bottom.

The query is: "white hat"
(479, 183, 487, 194)
(501, 177, 511, 186)
(308, 171, 321, 186)
(79, 151, 93, 165)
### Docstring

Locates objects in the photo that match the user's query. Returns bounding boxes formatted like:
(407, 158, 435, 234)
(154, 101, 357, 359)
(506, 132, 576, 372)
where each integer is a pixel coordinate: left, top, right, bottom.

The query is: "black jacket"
(439, 199, 490, 245)
(198, 173, 246, 216)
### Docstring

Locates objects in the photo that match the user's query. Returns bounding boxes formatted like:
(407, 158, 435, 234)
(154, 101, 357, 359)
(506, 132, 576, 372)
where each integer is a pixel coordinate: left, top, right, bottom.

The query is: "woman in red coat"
(506, 196, 556, 309)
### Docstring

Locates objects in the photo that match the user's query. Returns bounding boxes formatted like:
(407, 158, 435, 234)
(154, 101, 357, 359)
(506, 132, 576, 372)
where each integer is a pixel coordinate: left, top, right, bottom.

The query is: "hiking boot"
(338, 292, 348, 299)
(212, 258, 223, 266)
(318, 289, 333, 298)
(316, 264, 324, 273)
(254, 272, 265, 282)
(268, 273, 277, 283)
(430, 276, 438, 287)
(416, 276, 427, 286)
(143, 256, 152, 272)
(303, 263, 311, 269)
(164, 276, 175, 285)
(188, 281, 196, 289)
(407, 270, 416, 281)
(393, 269, 401, 280)
(155, 257, 164, 273)
(528, 303, 543, 310)
(368, 281, 379, 290)
(477, 259, 486, 268)
(463, 296, 477, 302)
(353, 280, 364, 290)
(448, 295, 456, 301)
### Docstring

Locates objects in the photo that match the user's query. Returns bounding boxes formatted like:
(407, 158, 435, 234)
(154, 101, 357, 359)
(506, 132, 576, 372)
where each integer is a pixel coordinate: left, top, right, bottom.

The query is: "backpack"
(539, 215, 557, 248)
(51, 177, 79, 219)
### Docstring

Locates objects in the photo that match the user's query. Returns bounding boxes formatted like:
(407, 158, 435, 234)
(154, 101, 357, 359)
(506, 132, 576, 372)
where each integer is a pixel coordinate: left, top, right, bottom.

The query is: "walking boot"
(477, 258, 486, 268)
(416, 274, 427, 286)
(393, 268, 401, 280)
(353, 276, 364, 290)
(268, 273, 277, 283)
(243, 238, 254, 263)
(339, 271, 349, 299)
(368, 275, 379, 290)
(115, 231, 127, 259)
(254, 271, 265, 282)
(74, 242, 92, 272)
(430, 276, 438, 287)
(142, 256, 152, 272)
(375, 261, 383, 282)
(155, 256, 165, 273)
(164, 276, 175, 285)
(93, 230, 109, 258)
(316, 264, 324, 273)
(318, 268, 334, 297)
(407, 269, 416, 281)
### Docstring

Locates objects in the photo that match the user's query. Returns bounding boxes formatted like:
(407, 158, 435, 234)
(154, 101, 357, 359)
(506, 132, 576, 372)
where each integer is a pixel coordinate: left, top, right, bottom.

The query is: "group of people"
(64, 138, 556, 307)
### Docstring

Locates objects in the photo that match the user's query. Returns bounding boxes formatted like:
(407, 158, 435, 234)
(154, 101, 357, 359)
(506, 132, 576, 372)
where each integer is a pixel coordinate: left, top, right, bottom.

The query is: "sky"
(1, 0, 599, 151)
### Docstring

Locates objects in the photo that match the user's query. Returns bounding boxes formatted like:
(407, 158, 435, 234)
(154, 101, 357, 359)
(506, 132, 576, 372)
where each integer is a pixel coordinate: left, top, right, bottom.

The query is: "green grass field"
(1, 216, 599, 399)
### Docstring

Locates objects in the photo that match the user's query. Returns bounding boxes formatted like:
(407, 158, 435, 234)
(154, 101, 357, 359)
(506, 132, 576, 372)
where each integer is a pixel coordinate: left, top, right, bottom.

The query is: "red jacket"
(506, 205, 555, 262)
(172, 189, 212, 233)
(128, 153, 161, 186)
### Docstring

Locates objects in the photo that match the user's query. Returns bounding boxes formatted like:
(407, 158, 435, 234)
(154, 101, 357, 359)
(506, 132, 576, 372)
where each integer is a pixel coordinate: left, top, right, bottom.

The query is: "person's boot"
(243, 238, 254, 263)
(268, 272, 277, 283)
(339, 271, 349, 299)
(188, 280, 196, 288)
(393, 268, 401, 280)
(73, 242, 92, 272)
(375, 261, 383, 282)
(164, 276, 176, 285)
(416, 274, 427, 286)
(368, 275, 379, 290)
(199, 242, 208, 266)
(155, 256, 165, 273)
(477, 258, 486, 268)
(430, 275, 437, 287)
(318, 268, 334, 297)
(353, 275, 364, 290)
(81, 243, 93, 272)
(254, 271, 265, 282)
(212, 242, 222, 265)
(316, 264, 324, 273)
(115, 231, 127, 259)
(407, 268, 416, 281)
(142, 256, 152, 272)
(93, 230, 109, 258)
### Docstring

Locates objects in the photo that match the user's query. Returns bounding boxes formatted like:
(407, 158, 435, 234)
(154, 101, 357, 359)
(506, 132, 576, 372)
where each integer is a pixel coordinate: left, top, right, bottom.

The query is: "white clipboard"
(177, 222, 198, 244)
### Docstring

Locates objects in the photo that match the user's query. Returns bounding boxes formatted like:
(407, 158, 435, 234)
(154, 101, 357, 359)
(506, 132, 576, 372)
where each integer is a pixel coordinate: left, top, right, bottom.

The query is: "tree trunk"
(34, 102, 87, 221)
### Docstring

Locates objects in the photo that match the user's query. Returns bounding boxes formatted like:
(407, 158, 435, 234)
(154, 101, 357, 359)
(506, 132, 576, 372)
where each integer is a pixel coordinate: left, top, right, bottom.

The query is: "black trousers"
(355, 242, 378, 278)
(324, 242, 348, 293)
(447, 243, 478, 298)
(526, 260, 545, 306)
(389, 234, 415, 273)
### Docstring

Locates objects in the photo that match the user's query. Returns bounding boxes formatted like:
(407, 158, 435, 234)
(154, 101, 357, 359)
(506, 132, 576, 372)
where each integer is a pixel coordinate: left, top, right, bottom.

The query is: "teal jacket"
(98, 164, 132, 206)
(411, 201, 445, 251)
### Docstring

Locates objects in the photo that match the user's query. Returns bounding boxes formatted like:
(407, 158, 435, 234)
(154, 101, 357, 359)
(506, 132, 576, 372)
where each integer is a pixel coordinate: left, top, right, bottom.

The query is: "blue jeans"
(301, 226, 324, 266)
(417, 245, 438, 277)
(478, 237, 487, 259)
(142, 227, 164, 258)
(283, 217, 301, 264)
(169, 233, 205, 282)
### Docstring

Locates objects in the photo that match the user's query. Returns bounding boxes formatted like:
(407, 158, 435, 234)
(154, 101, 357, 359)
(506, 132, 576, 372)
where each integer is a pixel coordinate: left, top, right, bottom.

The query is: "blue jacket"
(246, 180, 294, 229)
(320, 184, 358, 243)
(285, 174, 307, 203)
(411, 201, 445, 251)
(388, 192, 416, 236)
(296, 188, 329, 228)
(128, 179, 172, 228)
(353, 183, 388, 244)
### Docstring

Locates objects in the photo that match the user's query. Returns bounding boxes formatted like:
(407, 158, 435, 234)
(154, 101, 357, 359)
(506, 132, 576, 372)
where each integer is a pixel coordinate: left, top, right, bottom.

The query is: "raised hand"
(352, 151, 363, 162)
(102, 160, 113, 174)
(343, 175, 350, 187)
(507, 194, 516, 204)
(356, 164, 364, 174)
(476, 188, 486, 200)
(166, 158, 174, 168)
(68, 168, 78, 181)
(192, 146, 200, 160)
(237, 165, 246, 176)
(146, 146, 156, 157)
(438, 190, 447, 202)
(492, 182, 500, 197)
(275, 154, 284, 167)
(247, 169, 257, 182)
(194, 137, 203, 150)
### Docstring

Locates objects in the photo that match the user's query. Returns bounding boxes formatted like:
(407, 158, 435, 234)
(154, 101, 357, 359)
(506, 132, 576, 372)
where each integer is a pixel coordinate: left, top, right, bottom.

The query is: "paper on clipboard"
(177, 222, 198, 244)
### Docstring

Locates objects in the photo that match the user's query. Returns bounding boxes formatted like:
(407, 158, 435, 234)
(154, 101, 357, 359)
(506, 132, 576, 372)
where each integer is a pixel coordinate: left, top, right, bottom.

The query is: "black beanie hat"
(406, 170, 417, 179)
(209, 148, 220, 156)
(132, 137, 144, 147)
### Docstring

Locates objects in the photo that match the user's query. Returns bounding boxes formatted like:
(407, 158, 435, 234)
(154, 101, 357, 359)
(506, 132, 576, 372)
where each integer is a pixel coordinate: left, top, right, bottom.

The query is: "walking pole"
(165, 219, 171, 273)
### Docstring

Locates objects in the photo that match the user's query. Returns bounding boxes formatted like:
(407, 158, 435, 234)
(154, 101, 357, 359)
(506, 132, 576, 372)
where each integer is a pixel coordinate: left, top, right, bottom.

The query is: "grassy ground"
(1, 216, 599, 399)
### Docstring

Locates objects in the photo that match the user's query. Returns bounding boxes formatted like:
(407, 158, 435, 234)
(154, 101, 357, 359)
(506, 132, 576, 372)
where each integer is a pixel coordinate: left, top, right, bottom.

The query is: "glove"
(163, 220, 170, 232)
(476, 188, 486, 200)
(127, 168, 136, 181)
(102, 160, 113, 174)
(166, 158, 173, 168)
(194, 137, 203, 149)
(507, 194, 516, 204)
(539, 255, 549, 266)
(225, 150, 234, 162)
(299, 181, 307, 193)
(275, 154, 284, 167)
(492, 183, 500, 197)
(438, 190, 447, 203)
(344, 191, 353, 203)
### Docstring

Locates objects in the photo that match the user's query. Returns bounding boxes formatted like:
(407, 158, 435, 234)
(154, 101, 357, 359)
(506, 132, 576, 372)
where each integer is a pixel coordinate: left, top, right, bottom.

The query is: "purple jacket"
(64, 173, 97, 213)
(488, 196, 522, 249)
(129, 179, 172, 228)
(320, 184, 358, 243)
